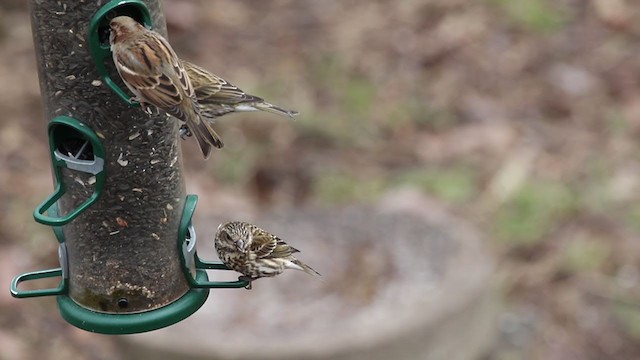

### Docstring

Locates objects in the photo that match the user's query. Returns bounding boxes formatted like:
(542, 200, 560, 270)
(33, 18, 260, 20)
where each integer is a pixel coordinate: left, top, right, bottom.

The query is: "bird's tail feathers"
(253, 102, 299, 119)
(192, 127, 212, 159)
(188, 114, 223, 159)
(287, 258, 321, 278)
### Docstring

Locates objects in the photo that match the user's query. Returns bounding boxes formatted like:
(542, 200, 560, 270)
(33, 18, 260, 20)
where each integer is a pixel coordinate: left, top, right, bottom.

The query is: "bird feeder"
(11, 0, 247, 334)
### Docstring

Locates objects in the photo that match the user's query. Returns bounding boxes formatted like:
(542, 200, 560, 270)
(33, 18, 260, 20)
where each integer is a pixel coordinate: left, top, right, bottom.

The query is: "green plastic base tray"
(58, 270, 210, 334)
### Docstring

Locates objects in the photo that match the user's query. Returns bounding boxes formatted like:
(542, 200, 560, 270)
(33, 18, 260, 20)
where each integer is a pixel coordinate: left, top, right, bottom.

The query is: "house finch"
(214, 221, 320, 289)
(109, 16, 223, 158)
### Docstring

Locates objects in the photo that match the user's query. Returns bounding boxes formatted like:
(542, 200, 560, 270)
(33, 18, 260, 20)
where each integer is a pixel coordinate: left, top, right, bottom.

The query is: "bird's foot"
(131, 97, 155, 115)
(179, 125, 192, 139)
(239, 276, 253, 290)
(142, 104, 157, 115)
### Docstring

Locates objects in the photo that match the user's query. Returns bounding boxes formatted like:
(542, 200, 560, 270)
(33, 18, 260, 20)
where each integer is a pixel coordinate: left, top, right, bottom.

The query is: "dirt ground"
(2, 1, 640, 359)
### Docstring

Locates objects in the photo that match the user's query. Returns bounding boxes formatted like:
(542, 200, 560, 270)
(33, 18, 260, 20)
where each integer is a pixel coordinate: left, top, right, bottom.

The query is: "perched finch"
(214, 221, 320, 289)
(177, 60, 298, 137)
(109, 16, 223, 158)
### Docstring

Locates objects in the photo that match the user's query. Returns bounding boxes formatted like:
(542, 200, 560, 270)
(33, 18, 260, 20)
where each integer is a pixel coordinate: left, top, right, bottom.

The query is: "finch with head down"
(214, 221, 320, 289)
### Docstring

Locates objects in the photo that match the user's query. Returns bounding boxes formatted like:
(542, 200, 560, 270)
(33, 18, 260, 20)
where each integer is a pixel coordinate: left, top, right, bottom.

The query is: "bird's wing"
(204, 74, 261, 104)
(182, 60, 222, 94)
(271, 239, 299, 258)
(249, 226, 301, 260)
(248, 228, 279, 258)
(114, 33, 193, 117)
(182, 60, 264, 105)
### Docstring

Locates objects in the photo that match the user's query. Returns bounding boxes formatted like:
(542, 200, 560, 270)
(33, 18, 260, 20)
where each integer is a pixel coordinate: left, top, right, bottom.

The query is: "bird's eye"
(221, 231, 232, 242)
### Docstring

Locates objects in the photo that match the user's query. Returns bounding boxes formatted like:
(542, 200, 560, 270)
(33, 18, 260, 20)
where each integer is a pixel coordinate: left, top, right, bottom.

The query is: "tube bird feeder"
(11, 0, 247, 334)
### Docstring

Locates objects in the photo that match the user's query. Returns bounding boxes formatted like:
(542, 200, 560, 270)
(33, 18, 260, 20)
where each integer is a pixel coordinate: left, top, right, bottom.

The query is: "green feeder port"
(179, 195, 250, 290)
(34, 116, 107, 226)
(88, 0, 152, 107)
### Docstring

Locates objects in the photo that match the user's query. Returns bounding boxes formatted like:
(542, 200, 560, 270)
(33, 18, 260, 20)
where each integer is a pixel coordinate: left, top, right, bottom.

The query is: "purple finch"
(109, 16, 223, 158)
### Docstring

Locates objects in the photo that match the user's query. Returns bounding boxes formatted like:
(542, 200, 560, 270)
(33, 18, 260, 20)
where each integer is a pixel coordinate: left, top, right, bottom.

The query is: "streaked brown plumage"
(109, 16, 223, 158)
(214, 221, 320, 288)
(183, 60, 299, 119)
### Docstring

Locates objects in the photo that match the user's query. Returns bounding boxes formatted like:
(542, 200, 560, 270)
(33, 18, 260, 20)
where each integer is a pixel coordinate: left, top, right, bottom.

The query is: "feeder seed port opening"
(179, 195, 251, 289)
(88, 0, 152, 106)
(33, 116, 107, 226)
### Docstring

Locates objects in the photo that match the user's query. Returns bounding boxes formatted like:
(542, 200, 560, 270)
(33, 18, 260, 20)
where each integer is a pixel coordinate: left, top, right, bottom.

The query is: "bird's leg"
(239, 276, 254, 290)
(130, 97, 155, 115)
(179, 125, 192, 139)
(142, 104, 155, 115)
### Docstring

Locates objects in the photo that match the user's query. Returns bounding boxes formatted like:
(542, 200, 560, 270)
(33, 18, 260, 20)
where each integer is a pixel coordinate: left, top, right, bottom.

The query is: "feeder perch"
(12, 0, 248, 334)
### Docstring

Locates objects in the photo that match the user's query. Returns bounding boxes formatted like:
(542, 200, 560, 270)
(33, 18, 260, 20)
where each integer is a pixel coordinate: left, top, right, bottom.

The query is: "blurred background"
(2, 0, 640, 359)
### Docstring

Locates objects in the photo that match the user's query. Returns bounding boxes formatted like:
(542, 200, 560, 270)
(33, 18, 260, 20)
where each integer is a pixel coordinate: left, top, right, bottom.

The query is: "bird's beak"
(235, 240, 244, 250)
